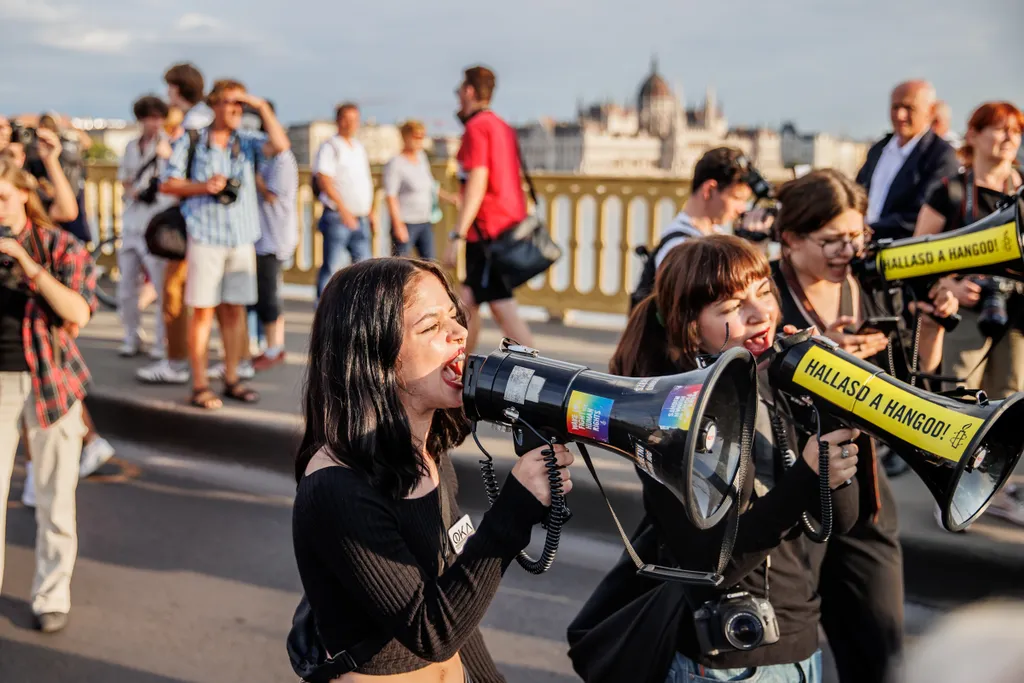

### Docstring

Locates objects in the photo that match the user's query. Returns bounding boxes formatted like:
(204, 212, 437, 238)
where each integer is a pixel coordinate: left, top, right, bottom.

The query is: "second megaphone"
(462, 341, 758, 531)
(763, 330, 1024, 532)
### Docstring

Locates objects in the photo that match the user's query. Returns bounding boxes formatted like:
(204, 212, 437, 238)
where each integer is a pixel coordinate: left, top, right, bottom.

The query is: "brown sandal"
(223, 381, 260, 403)
(191, 387, 223, 410)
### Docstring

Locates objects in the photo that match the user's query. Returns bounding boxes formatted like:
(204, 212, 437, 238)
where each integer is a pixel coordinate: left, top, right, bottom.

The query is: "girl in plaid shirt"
(0, 157, 96, 634)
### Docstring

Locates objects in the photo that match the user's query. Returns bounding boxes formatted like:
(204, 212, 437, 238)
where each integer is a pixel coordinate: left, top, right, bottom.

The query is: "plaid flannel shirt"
(16, 223, 97, 428)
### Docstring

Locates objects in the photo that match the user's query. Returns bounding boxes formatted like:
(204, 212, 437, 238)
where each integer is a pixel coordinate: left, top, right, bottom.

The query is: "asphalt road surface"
(0, 440, 940, 683)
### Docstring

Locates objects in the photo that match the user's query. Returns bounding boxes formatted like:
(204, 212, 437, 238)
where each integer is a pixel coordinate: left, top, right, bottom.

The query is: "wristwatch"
(448, 231, 465, 241)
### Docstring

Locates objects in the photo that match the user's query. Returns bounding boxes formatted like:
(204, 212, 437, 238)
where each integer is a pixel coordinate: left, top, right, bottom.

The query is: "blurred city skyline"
(0, 0, 1020, 137)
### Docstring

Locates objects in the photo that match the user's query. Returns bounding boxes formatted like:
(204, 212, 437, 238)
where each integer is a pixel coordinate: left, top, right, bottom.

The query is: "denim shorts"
(665, 650, 822, 683)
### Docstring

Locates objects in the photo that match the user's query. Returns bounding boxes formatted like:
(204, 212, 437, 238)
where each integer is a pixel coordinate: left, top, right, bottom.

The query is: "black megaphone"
(855, 194, 1023, 288)
(763, 330, 1024, 532)
(462, 339, 759, 582)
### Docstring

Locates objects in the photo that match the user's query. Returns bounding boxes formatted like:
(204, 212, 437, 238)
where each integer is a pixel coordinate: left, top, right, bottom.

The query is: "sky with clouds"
(0, 0, 1021, 139)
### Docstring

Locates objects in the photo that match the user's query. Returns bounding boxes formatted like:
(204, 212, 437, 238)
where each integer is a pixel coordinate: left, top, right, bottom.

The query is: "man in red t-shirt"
(443, 65, 533, 352)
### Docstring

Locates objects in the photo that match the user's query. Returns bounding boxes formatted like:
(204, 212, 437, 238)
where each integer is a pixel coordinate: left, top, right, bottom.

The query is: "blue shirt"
(163, 128, 266, 248)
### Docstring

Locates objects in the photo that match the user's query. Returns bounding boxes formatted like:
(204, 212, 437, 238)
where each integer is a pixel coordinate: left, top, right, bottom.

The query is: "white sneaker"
(136, 359, 190, 384)
(117, 339, 141, 357)
(80, 437, 115, 478)
(21, 461, 35, 508)
(207, 360, 255, 381)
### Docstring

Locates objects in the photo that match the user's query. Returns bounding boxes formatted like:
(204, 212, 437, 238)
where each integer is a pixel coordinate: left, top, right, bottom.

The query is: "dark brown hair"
(163, 63, 205, 106)
(207, 79, 247, 106)
(133, 95, 170, 121)
(774, 169, 867, 241)
(335, 102, 359, 121)
(960, 101, 1024, 167)
(692, 146, 748, 193)
(296, 258, 471, 497)
(463, 66, 496, 104)
(611, 235, 772, 377)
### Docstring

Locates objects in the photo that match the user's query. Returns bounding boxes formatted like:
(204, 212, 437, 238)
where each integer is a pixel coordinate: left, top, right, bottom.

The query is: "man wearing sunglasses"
(160, 79, 290, 410)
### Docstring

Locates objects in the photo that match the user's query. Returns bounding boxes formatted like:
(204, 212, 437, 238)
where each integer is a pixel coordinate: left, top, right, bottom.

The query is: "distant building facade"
(780, 122, 869, 179)
(516, 59, 785, 177)
(289, 120, 433, 166)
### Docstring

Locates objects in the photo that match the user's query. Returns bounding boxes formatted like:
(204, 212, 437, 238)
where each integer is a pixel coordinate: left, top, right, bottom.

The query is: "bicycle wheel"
(89, 236, 120, 310)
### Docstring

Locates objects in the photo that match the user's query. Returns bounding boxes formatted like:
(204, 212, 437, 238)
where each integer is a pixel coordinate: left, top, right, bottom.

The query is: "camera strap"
(576, 439, 747, 588)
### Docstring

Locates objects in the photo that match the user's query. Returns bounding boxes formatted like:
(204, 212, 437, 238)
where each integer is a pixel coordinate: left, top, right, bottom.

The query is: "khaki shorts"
(184, 240, 258, 309)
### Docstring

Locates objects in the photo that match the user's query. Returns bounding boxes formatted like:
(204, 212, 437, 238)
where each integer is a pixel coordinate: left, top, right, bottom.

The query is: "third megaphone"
(763, 330, 1024, 532)
(855, 195, 1023, 286)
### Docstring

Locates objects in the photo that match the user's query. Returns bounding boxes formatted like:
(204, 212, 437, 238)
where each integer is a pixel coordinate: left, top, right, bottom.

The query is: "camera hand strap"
(575, 442, 747, 588)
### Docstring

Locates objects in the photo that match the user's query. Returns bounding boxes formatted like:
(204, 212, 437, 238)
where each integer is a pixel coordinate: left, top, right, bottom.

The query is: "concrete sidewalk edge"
(85, 387, 1024, 606)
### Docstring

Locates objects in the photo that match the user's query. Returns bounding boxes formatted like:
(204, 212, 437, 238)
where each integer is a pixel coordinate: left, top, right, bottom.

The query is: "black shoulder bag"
(473, 140, 562, 291)
(144, 130, 201, 260)
(287, 461, 456, 682)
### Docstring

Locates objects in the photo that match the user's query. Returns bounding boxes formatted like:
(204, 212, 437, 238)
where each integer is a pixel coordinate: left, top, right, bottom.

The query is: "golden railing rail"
(84, 162, 790, 317)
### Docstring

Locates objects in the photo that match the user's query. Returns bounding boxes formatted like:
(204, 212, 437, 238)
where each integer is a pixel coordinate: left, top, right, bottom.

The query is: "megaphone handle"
(930, 311, 961, 332)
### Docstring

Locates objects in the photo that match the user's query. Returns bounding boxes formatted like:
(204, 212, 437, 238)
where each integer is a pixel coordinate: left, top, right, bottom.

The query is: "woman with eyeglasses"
(771, 169, 958, 683)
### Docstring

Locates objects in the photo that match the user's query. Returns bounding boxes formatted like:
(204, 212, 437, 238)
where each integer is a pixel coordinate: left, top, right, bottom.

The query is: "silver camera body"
(693, 591, 781, 656)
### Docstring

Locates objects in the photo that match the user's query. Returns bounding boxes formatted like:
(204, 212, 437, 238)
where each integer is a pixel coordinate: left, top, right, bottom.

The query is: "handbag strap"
(436, 457, 453, 571)
(575, 442, 746, 590)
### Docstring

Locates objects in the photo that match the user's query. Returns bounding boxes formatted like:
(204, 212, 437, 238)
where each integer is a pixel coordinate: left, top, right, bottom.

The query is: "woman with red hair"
(914, 101, 1024, 526)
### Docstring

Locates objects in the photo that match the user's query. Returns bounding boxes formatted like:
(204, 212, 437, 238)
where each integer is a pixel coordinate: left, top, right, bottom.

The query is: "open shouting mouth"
(443, 348, 465, 390)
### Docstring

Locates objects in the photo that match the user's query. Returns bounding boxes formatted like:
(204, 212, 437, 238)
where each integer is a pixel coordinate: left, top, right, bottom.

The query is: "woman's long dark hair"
(296, 258, 471, 498)
(611, 235, 772, 378)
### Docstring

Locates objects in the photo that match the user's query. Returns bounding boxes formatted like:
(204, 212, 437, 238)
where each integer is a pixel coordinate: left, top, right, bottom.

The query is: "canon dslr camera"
(694, 591, 780, 655)
(975, 276, 1015, 339)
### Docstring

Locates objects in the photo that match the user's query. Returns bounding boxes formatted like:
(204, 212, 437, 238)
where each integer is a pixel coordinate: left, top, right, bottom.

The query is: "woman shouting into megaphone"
(579, 235, 861, 683)
(771, 169, 958, 683)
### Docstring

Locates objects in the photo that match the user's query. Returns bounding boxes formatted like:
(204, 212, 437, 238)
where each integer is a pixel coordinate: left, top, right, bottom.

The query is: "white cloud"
(173, 12, 224, 32)
(0, 0, 72, 23)
(38, 28, 136, 54)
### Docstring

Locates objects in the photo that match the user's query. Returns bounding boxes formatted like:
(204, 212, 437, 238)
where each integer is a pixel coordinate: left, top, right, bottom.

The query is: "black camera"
(215, 178, 242, 205)
(10, 123, 35, 147)
(976, 276, 1015, 338)
(693, 591, 780, 655)
(136, 177, 160, 205)
(734, 155, 776, 243)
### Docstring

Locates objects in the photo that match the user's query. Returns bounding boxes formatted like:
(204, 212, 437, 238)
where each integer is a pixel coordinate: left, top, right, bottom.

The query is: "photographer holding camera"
(1, 122, 80, 228)
(159, 79, 290, 410)
(913, 100, 1024, 526)
(0, 156, 96, 633)
(117, 95, 175, 358)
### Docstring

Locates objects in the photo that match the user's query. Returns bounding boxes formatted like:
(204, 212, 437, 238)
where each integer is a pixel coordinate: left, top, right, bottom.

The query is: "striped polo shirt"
(163, 128, 266, 247)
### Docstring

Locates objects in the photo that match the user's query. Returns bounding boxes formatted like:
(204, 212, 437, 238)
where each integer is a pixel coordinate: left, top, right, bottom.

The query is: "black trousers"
(811, 466, 904, 683)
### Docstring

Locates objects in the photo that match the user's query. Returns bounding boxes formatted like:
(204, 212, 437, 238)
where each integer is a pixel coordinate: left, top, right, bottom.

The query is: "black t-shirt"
(0, 274, 30, 372)
(925, 170, 1017, 232)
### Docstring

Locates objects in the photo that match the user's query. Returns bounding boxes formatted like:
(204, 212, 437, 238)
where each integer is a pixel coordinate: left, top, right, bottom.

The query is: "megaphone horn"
(765, 330, 1024, 532)
(855, 198, 1023, 285)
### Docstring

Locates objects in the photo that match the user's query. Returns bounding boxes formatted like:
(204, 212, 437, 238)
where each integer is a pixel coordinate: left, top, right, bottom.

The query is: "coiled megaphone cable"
(771, 403, 833, 544)
(472, 419, 567, 575)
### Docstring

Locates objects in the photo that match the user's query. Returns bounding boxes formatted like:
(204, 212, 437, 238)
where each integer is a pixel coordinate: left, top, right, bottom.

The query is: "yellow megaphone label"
(877, 222, 1020, 281)
(792, 346, 984, 462)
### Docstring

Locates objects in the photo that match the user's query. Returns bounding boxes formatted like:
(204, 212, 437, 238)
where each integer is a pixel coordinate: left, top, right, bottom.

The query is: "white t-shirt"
(313, 136, 374, 216)
(865, 131, 925, 225)
(117, 134, 177, 236)
(653, 212, 713, 268)
(182, 102, 214, 131)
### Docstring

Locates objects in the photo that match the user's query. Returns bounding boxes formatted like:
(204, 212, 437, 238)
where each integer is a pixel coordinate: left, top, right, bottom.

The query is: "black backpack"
(629, 229, 699, 311)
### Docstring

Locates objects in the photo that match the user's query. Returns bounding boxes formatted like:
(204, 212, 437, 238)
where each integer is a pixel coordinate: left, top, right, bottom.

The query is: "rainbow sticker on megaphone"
(659, 384, 703, 431)
(566, 391, 614, 442)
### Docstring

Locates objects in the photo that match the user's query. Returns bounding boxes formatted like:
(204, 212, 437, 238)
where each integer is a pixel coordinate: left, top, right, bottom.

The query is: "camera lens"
(724, 612, 764, 651)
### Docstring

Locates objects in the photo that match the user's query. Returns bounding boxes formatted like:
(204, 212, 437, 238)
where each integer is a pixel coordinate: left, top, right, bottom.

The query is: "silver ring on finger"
(841, 446, 851, 459)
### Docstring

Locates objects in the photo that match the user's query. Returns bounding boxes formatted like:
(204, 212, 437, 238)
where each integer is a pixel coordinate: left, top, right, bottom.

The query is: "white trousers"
(117, 236, 166, 348)
(0, 373, 86, 615)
